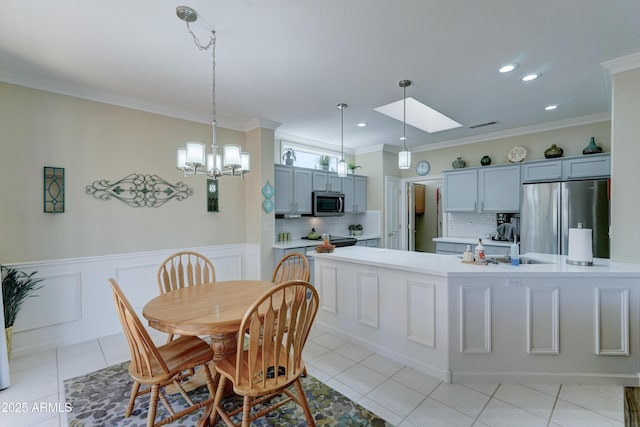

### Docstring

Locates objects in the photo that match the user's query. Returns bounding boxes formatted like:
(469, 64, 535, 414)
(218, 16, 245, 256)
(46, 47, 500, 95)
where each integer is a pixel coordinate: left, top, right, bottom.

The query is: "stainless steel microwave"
(312, 192, 345, 216)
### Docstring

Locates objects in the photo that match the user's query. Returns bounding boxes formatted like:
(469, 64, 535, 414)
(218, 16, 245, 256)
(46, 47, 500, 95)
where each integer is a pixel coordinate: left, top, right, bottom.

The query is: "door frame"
(401, 174, 444, 251)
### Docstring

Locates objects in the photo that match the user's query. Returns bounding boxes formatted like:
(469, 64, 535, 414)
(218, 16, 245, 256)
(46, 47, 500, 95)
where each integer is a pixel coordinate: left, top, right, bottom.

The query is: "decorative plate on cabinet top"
(508, 146, 527, 163)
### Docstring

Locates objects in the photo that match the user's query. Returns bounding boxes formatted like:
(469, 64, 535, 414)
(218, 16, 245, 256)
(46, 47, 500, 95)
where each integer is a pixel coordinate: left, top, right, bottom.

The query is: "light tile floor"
(0, 327, 626, 426)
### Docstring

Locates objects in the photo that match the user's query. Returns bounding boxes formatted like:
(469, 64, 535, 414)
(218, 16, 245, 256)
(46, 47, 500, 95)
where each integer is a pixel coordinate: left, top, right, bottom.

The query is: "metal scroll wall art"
(85, 174, 193, 208)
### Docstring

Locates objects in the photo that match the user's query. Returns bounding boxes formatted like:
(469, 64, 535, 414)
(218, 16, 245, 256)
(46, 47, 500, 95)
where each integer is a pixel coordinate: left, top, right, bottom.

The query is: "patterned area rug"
(64, 362, 393, 426)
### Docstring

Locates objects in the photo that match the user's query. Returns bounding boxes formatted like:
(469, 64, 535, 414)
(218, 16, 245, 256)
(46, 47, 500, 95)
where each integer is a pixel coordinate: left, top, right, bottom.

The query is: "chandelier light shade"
(398, 79, 412, 170)
(175, 6, 249, 179)
(337, 103, 348, 178)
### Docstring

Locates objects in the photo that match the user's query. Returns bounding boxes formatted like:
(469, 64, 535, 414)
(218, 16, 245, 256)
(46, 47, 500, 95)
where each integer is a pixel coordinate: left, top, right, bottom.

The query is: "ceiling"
(1, 0, 640, 153)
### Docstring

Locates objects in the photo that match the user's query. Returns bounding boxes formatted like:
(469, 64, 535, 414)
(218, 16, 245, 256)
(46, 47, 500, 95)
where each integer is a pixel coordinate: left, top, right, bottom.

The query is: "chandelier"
(175, 6, 250, 178)
(398, 79, 412, 170)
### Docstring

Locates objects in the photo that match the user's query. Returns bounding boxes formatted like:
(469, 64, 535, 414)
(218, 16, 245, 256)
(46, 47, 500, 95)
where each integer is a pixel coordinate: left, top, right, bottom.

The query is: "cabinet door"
(342, 176, 355, 212)
(293, 169, 313, 214)
(328, 174, 342, 192)
(353, 176, 367, 213)
(274, 165, 293, 214)
(563, 154, 610, 180)
(479, 165, 521, 212)
(312, 171, 328, 191)
(443, 169, 478, 212)
(366, 238, 379, 247)
(522, 160, 562, 182)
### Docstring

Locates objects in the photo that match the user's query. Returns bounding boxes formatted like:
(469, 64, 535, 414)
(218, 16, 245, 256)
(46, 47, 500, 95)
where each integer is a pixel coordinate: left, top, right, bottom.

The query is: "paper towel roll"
(567, 227, 593, 265)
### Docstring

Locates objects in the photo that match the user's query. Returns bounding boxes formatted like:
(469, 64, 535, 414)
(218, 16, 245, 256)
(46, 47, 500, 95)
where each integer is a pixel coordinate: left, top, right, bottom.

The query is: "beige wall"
(610, 68, 640, 262)
(405, 121, 611, 178)
(0, 83, 249, 263)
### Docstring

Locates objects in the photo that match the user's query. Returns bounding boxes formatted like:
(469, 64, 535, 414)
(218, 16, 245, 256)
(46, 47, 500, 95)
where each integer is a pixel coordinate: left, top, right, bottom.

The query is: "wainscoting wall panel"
(459, 286, 492, 354)
(319, 264, 338, 314)
(595, 287, 629, 355)
(357, 271, 379, 328)
(526, 287, 560, 355)
(8, 243, 260, 357)
(407, 280, 436, 348)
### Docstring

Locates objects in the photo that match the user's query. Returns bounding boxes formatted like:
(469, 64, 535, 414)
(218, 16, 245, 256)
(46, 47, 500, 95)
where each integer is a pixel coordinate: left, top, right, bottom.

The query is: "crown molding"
(412, 112, 611, 153)
(275, 131, 355, 155)
(0, 72, 252, 132)
(602, 52, 640, 75)
(243, 118, 281, 131)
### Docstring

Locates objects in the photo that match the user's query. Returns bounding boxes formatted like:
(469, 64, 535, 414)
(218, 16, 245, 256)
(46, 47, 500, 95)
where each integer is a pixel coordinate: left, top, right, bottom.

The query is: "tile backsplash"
(447, 212, 498, 240)
(275, 211, 381, 240)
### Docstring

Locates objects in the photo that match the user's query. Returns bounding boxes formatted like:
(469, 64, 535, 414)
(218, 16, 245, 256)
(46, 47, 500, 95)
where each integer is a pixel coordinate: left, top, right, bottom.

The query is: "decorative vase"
(582, 137, 603, 155)
(5, 326, 12, 359)
(544, 144, 564, 159)
(480, 155, 492, 166)
(452, 157, 466, 169)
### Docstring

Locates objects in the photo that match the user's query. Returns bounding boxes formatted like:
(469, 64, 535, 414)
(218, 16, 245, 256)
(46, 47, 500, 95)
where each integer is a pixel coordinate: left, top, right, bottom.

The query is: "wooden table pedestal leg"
(198, 332, 239, 427)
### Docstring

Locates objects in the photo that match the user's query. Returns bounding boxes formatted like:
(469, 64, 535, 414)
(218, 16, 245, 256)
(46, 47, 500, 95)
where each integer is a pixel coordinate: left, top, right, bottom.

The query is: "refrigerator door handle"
(555, 187, 562, 254)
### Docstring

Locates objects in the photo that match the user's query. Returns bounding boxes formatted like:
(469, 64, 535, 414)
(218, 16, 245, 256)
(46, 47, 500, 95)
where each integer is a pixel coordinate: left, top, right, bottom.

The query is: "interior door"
(407, 182, 416, 251)
(385, 177, 401, 249)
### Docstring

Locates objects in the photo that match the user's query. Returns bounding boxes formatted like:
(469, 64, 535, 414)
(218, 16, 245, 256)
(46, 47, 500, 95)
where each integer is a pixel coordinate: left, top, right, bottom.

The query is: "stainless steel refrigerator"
(520, 179, 610, 258)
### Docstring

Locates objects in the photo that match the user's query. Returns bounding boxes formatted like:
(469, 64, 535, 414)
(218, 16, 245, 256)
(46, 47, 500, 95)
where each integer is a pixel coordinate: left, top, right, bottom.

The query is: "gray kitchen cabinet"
(444, 165, 519, 213)
(343, 175, 367, 213)
(563, 153, 610, 180)
(274, 165, 313, 215)
(522, 159, 563, 182)
(312, 171, 342, 192)
(366, 238, 380, 247)
(478, 164, 521, 212)
(522, 154, 610, 182)
(443, 169, 478, 212)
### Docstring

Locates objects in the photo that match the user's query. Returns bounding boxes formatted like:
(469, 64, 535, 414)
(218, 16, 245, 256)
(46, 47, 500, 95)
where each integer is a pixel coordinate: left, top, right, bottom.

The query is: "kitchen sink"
(491, 256, 550, 265)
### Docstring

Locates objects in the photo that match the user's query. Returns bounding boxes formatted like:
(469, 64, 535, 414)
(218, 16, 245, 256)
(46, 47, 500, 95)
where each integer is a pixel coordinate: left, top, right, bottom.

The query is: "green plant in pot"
(348, 224, 363, 236)
(2, 265, 43, 358)
(347, 162, 361, 175)
(319, 155, 330, 170)
(282, 148, 296, 166)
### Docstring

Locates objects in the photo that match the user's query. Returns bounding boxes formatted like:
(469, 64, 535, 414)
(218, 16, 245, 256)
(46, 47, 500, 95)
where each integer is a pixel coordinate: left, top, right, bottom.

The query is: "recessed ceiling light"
(545, 104, 558, 111)
(521, 73, 540, 82)
(399, 136, 407, 140)
(357, 122, 367, 127)
(499, 63, 518, 73)
(374, 97, 462, 134)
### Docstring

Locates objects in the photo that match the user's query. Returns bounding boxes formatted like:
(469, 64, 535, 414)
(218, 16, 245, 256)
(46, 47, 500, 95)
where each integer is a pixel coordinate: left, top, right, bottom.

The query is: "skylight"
(374, 97, 462, 134)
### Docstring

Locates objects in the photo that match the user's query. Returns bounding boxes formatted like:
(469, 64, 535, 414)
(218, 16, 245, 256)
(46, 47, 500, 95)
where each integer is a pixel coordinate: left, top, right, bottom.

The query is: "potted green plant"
(347, 162, 361, 175)
(2, 266, 43, 357)
(348, 224, 363, 236)
(319, 155, 330, 170)
(282, 148, 296, 166)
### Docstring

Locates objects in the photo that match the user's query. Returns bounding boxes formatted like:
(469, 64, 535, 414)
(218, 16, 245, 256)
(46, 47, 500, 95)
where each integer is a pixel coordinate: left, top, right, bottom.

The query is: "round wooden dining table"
(143, 279, 275, 361)
(142, 279, 275, 427)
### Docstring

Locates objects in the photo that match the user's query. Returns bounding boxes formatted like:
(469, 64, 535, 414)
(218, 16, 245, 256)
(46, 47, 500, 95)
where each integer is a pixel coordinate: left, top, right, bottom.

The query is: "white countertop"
(311, 246, 640, 277)
(433, 237, 515, 247)
(273, 234, 380, 250)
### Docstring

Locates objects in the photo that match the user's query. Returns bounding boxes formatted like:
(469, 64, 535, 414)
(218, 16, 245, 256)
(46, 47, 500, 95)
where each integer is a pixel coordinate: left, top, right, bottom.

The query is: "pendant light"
(398, 79, 412, 170)
(337, 103, 348, 177)
(175, 6, 249, 178)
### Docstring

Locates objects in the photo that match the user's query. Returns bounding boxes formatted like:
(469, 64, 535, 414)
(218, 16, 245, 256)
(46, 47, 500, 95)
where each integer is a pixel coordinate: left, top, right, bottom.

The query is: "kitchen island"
(311, 246, 640, 385)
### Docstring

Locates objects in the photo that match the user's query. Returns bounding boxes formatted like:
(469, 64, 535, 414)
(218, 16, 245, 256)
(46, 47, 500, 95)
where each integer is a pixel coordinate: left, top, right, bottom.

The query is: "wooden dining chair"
(157, 250, 216, 294)
(271, 252, 310, 284)
(108, 278, 217, 427)
(157, 251, 215, 342)
(211, 280, 319, 427)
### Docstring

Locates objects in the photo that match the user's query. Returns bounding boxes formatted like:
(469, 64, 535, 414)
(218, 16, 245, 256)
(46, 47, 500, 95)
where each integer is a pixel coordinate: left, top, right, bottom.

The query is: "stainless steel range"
(301, 235, 357, 247)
